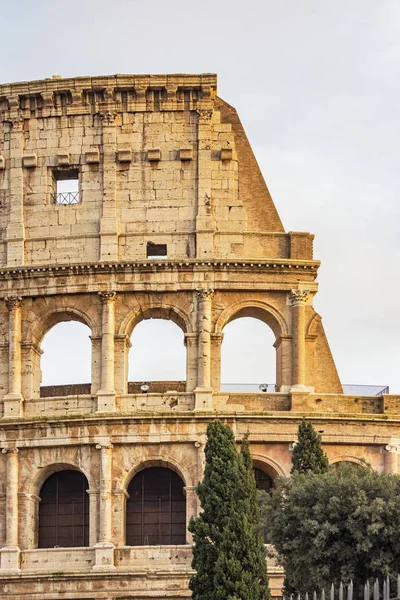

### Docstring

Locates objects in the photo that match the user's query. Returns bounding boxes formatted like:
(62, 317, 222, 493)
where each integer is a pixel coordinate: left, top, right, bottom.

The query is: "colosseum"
(0, 72, 398, 600)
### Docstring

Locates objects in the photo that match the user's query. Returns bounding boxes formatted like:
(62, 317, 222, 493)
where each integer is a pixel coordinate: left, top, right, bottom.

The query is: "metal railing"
(221, 384, 390, 396)
(54, 191, 79, 205)
(284, 575, 400, 600)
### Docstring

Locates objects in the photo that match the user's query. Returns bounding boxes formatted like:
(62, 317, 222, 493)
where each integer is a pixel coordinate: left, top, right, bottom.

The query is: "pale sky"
(2, 0, 400, 392)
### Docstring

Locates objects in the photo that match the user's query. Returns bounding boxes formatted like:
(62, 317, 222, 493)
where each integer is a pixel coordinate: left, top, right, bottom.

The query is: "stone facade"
(0, 73, 398, 599)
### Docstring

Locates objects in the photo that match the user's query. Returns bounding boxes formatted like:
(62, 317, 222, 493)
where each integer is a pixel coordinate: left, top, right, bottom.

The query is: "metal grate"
(54, 191, 80, 205)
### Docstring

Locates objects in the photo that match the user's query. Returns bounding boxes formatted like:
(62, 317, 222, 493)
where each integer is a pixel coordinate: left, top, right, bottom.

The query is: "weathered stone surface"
(0, 72, 395, 599)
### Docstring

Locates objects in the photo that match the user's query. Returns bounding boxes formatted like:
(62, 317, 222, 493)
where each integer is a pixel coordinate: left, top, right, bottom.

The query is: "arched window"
(221, 316, 276, 392)
(128, 319, 186, 388)
(126, 467, 186, 546)
(39, 470, 89, 548)
(254, 467, 274, 493)
(41, 321, 91, 386)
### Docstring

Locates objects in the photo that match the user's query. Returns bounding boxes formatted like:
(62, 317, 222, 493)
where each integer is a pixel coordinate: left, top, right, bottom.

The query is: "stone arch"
(29, 462, 91, 498)
(215, 300, 288, 338)
(329, 455, 370, 469)
(251, 454, 286, 479)
(119, 304, 193, 338)
(307, 311, 322, 336)
(31, 307, 96, 346)
(122, 457, 190, 491)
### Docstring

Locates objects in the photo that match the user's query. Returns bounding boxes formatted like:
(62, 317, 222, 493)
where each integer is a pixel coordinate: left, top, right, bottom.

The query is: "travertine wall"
(0, 73, 396, 600)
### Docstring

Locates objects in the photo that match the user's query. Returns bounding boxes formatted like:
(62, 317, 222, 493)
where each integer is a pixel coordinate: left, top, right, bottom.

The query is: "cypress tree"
(189, 421, 270, 600)
(291, 420, 329, 474)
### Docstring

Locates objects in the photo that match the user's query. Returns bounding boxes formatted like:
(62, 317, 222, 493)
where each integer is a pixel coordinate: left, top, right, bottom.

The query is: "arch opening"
(128, 319, 186, 392)
(221, 316, 276, 392)
(40, 320, 92, 390)
(126, 467, 186, 546)
(38, 469, 89, 548)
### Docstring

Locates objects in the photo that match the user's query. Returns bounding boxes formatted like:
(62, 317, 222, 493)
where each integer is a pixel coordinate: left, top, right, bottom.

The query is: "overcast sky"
(2, 0, 399, 392)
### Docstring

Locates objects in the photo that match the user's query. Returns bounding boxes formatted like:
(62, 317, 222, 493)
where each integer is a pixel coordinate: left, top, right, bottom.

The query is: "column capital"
(196, 108, 214, 123)
(289, 289, 309, 305)
(98, 291, 116, 303)
(385, 444, 400, 454)
(95, 442, 114, 450)
(97, 111, 117, 126)
(2, 447, 19, 455)
(196, 289, 214, 301)
(4, 297, 22, 311)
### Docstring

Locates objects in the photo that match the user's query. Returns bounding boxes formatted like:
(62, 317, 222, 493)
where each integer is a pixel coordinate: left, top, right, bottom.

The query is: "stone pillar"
(184, 333, 198, 393)
(194, 290, 214, 410)
(112, 489, 129, 546)
(290, 289, 309, 392)
(184, 486, 198, 544)
(274, 334, 292, 392)
(114, 334, 131, 395)
(97, 291, 116, 412)
(195, 109, 215, 258)
(87, 490, 99, 547)
(1, 447, 20, 572)
(3, 297, 23, 417)
(210, 333, 224, 391)
(385, 444, 399, 474)
(99, 112, 119, 262)
(5, 116, 25, 267)
(93, 441, 115, 570)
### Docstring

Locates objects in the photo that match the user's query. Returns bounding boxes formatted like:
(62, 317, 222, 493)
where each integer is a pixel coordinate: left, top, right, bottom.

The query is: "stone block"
(179, 148, 193, 161)
(22, 154, 38, 168)
(86, 149, 100, 164)
(56, 153, 70, 166)
(0, 156, 4, 170)
(220, 147, 233, 161)
(147, 149, 161, 162)
(117, 148, 132, 163)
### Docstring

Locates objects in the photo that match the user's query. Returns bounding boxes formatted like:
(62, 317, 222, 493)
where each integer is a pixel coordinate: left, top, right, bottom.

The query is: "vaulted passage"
(126, 467, 186, 546)
(254, 467, 274, 492)
(38, 470, 89, 548)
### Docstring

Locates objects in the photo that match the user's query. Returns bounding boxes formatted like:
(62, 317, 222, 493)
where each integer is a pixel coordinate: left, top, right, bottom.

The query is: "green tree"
(189, 421, 270, 600)
(262, 463, 400, 594)
(291, 420, 329, 474)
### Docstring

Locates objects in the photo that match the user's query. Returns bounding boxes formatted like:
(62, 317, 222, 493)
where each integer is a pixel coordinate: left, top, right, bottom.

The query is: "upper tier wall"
(0, 74, 313, 267)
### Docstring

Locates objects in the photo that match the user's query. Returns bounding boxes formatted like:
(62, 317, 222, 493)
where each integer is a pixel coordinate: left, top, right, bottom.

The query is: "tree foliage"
(189, 421, 270, 600)
(291, 420, 329, 475)
(261, 463, 400, 594)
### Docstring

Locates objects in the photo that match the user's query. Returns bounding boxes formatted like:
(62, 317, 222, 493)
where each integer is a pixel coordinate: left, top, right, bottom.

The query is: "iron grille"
(54, 191, 80, 205)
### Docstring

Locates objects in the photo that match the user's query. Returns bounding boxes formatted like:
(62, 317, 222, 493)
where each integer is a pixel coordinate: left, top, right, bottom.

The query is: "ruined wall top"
(0, 73, 315, 269)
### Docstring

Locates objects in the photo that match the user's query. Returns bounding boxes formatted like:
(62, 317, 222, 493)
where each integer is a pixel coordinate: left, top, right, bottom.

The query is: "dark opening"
(126, 467, 186, 546)
(147, 242, 167, 258)
(53, 168, 79, 204)
(254, 467, 274, 492)
(39, 470, 89, 548)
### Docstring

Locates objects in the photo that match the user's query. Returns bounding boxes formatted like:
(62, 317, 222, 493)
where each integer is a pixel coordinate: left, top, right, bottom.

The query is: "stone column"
(195, 109, 215, 258)
(5, 116, 25, 267)
(99, 112, 119, 262)
(184, 333, 198, 393)
(210, 333, 224, 391)
(290, 289, 309, 392)
(1, 447, 20, 572)
(97, 291, 116, 412)
(385, 444, 399, 474)
(3, 297, 23, 417)
(184, 485, 198, 544)
(194, 290, 214, 410)
(93, 441, 115, 570)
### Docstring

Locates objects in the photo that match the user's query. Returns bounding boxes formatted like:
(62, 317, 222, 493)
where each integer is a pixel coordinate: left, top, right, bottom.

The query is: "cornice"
(0, 258, 320, 282)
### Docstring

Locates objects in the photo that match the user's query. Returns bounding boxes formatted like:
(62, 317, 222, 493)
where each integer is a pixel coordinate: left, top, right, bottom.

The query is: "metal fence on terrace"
(284, 575, 400, 600)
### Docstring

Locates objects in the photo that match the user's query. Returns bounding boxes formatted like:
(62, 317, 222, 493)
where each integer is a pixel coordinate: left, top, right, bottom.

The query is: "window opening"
(126, 467, 186, 546)
(41, 321, 91, 387)
(221, 317, 276, 392)
(254, 467, 274, 493)
(147, 242, 167, 259)
(53, 169, 79, 204)
(39, 470, 89, 548)
(128, 319, 186, 384)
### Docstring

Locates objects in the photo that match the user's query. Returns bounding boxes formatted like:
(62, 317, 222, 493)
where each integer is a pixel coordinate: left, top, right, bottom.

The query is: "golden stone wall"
(0, 73, 397, 600)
